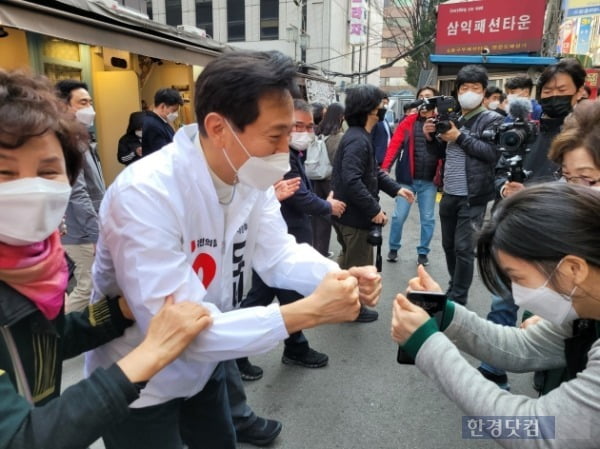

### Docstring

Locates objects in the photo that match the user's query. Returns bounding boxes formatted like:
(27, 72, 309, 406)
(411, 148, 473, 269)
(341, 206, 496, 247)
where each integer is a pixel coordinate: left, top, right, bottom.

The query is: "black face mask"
(377, 108, 387, 122)
(540, 95, 573, 118)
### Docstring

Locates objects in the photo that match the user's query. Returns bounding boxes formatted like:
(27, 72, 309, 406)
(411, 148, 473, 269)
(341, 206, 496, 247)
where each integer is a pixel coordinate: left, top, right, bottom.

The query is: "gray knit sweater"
(412, 304, 600, 448)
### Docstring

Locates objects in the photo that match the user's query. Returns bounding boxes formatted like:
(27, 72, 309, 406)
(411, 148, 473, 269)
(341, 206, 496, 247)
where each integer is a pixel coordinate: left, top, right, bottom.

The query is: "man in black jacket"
(425, 65, 503, 306)
(498, 58, 587, 197)
(141, 88, 183, 156)
(332, 84, 414, 322)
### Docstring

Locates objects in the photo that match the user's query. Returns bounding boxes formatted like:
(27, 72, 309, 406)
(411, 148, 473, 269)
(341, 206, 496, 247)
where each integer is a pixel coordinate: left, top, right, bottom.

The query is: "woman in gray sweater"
(392, 183, 600, 448)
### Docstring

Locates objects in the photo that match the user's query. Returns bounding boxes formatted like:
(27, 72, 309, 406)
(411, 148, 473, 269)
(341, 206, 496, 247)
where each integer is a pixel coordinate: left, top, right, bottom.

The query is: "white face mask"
(488, 100, 500, 110)
(75, 106, 96, 127)
(167, 111, 178, 123)
(135, 130, 143, 138)
(507, 94, 520, 103)
(289, 132, 314, 152)
(511, 261, 579, 325)
(0, 178, 72, 246)
(458, 91, 484, 110)
(223, 121, 290, 190)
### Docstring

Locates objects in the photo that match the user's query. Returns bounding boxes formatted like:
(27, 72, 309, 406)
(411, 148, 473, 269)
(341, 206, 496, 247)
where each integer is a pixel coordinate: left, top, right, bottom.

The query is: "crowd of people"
(0, 48, 598, 449)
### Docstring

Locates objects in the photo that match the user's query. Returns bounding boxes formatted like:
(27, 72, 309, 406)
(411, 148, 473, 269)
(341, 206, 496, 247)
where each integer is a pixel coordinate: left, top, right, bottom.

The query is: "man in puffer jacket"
(425, 65, 503, 306)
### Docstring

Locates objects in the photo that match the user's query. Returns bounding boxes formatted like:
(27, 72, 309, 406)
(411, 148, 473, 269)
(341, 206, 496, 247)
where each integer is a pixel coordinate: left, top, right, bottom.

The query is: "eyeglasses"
(293, 122, 314, 133)
(554, 170, 600, 186)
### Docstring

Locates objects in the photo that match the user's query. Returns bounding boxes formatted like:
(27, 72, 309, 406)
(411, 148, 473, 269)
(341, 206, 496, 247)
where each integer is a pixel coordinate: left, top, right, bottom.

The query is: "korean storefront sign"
(435, 0, 546, 55)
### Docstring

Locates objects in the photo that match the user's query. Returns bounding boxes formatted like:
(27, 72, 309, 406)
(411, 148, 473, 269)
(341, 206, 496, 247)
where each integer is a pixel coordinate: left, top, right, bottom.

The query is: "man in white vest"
(86, 50, 382, 449)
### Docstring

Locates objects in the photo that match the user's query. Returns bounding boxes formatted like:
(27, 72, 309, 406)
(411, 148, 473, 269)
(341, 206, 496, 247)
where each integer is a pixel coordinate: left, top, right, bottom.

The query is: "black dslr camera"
(484, 98, 538, 183)
(419, 96, 460, 134)
(367, 224, 383, 272)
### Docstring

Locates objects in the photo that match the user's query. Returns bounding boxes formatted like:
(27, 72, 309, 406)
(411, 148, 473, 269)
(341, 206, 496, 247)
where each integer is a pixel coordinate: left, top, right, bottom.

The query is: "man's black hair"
(505, 75, 533, 92)
(415, 85, 439, 98)
(344, 84, 385, 127)
(536, 58, 586, 99)
(311, 102, 325, 125)
(55, 79, 89, 103)
(294, 99, 312, 114)
(484, 86, 503, 98)
(455, 64, 488, 90)
(154, 88, 184, 107)
(194, 50, 299, 136)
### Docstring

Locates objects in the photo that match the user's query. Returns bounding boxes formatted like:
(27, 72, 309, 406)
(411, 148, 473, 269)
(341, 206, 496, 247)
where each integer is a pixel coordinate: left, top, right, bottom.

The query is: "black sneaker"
(354, 306, 379, 323)
(387, 250, 398, 262)
(417, 254, 429, 266)
(477, 366, 510, 391)
(236, 417, 282, 446)
(236, 357, 264, 381)
(282, 348, 329, 368)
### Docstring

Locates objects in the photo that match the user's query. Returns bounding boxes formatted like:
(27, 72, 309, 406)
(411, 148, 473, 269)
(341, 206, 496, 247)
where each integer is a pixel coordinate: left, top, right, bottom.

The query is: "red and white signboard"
(435, 0, 546, 55)
(349, 0, 368, 46)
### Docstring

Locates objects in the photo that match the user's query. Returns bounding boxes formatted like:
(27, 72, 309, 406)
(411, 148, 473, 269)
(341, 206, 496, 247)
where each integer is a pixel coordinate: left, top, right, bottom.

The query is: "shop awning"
(430, 54, 558, 66)
(0, 0, 225, 66)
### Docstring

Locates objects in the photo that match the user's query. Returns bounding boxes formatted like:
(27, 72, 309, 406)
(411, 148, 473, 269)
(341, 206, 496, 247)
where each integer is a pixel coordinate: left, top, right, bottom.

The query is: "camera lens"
(499, 129, 526, 151)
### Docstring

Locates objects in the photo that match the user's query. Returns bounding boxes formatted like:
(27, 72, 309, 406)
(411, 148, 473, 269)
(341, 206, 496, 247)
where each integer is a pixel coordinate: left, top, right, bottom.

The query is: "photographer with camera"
(424, 65, 504, 306)
(498, 58, 587, 198)
(332, 84, 414, 322)
(380, 86, 442, 266)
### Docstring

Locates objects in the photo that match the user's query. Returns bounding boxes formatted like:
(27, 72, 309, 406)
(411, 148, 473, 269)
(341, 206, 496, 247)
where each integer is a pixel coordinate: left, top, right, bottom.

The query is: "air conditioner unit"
(176, 25, 207, 39)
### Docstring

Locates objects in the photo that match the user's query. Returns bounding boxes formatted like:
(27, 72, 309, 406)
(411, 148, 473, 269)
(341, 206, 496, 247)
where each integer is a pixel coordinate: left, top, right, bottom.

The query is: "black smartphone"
(406, 291, 447, 316)
(397, 291, 447, 365)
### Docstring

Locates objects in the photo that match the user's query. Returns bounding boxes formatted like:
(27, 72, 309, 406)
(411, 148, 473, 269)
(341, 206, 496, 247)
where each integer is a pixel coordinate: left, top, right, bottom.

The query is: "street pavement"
(63, 192, 536, 449)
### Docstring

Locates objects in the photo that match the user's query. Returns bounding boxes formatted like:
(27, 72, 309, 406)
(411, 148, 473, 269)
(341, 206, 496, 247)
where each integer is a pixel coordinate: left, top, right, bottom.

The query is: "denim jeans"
(388, 179, 437, 255)
(480, 294, 519, 376)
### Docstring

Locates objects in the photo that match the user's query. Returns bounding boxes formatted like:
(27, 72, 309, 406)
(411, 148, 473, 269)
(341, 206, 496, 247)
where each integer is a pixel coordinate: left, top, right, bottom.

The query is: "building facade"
(379, 0, 413, 95)
(145, 0, 384, 94)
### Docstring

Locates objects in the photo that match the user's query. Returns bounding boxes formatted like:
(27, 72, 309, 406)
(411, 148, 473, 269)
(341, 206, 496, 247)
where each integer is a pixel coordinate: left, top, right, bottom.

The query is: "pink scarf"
(0, 232, 68, 320)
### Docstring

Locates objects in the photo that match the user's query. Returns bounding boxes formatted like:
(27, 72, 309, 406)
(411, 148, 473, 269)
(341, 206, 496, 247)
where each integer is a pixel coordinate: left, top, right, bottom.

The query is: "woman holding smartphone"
(391, 183, 600, 448)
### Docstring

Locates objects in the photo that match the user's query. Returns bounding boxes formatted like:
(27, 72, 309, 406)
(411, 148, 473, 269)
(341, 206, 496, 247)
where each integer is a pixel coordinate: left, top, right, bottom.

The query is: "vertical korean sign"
(435, 0, 546, 55)
(349, 0, 368, 46)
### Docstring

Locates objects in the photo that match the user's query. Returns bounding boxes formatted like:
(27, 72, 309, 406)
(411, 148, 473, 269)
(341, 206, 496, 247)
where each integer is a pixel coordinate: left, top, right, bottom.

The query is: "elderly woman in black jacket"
(0, 70, 212, 449)
(331, 84, 414, 323)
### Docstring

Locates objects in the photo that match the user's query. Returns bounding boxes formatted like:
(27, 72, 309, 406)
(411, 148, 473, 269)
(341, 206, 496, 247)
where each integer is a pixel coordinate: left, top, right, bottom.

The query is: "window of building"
(166, 0, 182, 26)
(227, 0, 245, 42)
(196, 0, 213, 37)
(260, 0, 278, 40)
(146, 0, 153, 19)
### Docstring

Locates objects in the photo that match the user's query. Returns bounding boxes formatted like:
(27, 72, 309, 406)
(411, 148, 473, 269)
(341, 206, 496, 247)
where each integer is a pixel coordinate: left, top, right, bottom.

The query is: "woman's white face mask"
(0, 178, 72, 246)
(511, 259, 579, 325)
